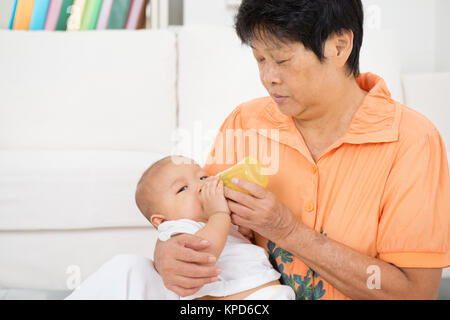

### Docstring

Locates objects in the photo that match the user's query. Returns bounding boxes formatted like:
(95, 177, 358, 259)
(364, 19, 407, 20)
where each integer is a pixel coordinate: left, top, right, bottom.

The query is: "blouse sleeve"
(378, 126, 450, 268)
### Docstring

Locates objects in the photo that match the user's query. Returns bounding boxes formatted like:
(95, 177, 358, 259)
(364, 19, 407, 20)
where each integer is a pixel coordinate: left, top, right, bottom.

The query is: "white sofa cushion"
(0, 227, 158, 290)
(0, 30, 176, 153)
(402, 73, 450, 153)
(0, 150, 162, 230)
(177, 26, 267, 165)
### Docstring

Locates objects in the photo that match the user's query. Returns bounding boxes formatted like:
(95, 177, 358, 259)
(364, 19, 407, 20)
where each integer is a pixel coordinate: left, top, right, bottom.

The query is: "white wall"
(184, 0, 236, 27)
(362, 0, 437, 74)
(436, 0, 450, 72)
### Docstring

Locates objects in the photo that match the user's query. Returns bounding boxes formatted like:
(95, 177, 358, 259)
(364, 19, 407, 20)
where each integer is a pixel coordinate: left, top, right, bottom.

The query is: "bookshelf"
(4, 0, 179, 31)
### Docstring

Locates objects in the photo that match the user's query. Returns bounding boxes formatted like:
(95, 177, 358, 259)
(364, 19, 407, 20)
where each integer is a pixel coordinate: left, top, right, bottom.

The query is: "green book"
(56, 0, 74, 30)
(80, 0, 103, 30)
(107, 0, 131, 29)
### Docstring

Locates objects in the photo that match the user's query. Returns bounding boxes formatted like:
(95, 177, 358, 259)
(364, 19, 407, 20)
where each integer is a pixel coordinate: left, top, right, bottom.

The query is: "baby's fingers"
(217, 179, 224, 193)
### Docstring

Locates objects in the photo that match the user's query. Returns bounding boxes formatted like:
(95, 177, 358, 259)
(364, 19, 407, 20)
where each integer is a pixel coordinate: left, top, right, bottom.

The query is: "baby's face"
(148, 159, 209, 227)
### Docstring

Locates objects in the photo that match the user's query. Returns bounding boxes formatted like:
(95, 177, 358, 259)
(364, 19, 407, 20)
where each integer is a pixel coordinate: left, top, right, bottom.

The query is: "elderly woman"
(153, 0, 449, 300)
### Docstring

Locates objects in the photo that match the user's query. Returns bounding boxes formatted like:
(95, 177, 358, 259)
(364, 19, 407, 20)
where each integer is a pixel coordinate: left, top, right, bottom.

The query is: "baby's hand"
(200, 176, 231, 218)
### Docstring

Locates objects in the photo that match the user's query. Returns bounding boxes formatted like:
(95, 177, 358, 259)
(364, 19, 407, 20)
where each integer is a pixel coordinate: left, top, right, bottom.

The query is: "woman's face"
(251, 37, 341, 119)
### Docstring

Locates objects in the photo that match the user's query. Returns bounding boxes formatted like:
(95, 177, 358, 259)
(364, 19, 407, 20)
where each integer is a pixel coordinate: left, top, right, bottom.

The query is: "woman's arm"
(278, 222, 442, 300)
(224, 178, 443, 300)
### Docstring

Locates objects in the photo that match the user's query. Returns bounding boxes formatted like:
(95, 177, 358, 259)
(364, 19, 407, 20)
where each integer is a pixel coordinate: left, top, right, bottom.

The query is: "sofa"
(0, 26, 448, 299)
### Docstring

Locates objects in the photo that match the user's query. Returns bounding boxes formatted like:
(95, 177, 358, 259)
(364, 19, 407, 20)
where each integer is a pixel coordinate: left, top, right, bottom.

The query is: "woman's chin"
(276, 102, 305, 117)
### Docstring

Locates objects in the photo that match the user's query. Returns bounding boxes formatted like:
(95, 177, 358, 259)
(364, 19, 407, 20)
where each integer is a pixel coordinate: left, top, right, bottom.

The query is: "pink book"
(125, 0, 145, 30)
(96, 0, 113, 30)
(44, 0, 63, 30)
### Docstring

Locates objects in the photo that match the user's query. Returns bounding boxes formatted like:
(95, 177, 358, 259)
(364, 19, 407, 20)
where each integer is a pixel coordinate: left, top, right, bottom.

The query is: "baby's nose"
(197, 182, 205, 194)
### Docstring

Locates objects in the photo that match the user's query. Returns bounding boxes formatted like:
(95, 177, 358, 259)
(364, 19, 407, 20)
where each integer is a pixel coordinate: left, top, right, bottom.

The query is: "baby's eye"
(200, 176, 208, 181)
(177, 186, 187, 194)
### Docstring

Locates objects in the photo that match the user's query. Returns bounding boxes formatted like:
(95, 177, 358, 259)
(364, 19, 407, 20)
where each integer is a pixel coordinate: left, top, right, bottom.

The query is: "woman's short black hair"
(235, 0, 364, 77)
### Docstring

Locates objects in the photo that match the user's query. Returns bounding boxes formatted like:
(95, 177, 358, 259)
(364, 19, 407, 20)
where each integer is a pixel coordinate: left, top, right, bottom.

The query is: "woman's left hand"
(223, 178, 300, 243)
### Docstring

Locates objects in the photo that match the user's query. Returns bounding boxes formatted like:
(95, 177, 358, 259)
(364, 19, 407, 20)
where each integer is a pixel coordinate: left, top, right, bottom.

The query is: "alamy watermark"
(171, 122, 281, 176)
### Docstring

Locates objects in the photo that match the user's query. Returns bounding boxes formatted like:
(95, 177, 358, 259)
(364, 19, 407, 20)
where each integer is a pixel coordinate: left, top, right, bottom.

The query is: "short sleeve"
(378, 127, 450, 268)
(203, 106, 243, 176)
(157, 219, 205, 242)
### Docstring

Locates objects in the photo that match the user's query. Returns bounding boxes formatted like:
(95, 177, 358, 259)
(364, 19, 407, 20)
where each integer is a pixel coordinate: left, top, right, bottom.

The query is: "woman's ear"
(325, 30, 354, 69)
(150, 214, 166, 228)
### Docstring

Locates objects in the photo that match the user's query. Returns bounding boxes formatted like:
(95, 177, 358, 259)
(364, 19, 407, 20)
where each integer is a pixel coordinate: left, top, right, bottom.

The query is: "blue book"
(8, 0, 19, 30)
(29, 0, 51, 30)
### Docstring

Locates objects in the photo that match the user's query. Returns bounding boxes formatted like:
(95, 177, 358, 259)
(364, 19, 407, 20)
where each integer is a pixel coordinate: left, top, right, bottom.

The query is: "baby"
(134, 155, 295, 300)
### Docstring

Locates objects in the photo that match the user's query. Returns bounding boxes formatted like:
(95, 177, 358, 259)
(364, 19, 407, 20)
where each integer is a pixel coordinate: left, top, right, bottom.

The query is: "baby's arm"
(195, 177, 231, 259)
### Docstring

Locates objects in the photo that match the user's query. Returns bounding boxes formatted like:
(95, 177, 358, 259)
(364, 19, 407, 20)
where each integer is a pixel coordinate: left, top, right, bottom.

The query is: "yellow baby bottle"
(217, 157, 268, 194)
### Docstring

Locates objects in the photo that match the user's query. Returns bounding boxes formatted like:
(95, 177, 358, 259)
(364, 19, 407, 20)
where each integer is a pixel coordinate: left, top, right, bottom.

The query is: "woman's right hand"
(153, 234, 222, 297)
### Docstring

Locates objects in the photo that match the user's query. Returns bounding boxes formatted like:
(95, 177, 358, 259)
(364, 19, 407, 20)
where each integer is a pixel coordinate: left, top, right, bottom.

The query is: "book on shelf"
(8, 0, 152, 31)
(96, 0, 113, 30)
(67, 0, 86, 31)
(125, 0, 147, 30)
(44, 0, 63, 30)
(30, 0, 51, 30)
(107, 0, 131, 29)
(55, 0, 74, 30)
(12, 0, 36, 30)
(80, 0, 103, 30)
(8, 0, 18, 30)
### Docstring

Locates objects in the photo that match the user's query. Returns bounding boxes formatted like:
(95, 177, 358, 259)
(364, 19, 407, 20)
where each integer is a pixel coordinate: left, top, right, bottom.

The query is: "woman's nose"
(261, 65, 282, 86)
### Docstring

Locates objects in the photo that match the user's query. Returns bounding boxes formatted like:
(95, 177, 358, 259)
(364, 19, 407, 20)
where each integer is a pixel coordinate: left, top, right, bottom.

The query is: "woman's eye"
(276, 59, 288, 65)
(200, 176, 208, 181)
(177, 186, 187, 194)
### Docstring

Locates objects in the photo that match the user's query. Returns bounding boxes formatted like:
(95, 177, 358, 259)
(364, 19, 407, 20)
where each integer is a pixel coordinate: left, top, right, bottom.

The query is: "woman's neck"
(293, 77, 367, 143)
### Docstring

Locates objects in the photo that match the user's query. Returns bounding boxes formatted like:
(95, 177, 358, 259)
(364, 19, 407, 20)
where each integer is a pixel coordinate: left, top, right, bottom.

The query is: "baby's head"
(135, 156, 209, 228)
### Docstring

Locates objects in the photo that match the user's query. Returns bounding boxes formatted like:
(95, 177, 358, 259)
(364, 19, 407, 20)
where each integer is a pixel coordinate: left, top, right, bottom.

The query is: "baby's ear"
(150, 214, 166, 228)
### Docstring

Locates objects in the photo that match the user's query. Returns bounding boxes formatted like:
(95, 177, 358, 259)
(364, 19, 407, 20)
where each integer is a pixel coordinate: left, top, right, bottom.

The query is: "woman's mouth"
(272, 94, 289, 104)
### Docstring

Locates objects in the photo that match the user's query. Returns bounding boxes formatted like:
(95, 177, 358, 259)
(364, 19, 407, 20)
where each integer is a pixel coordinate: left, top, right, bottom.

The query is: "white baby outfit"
(66, 219, 295, 300)
(158, 219, 294, 300)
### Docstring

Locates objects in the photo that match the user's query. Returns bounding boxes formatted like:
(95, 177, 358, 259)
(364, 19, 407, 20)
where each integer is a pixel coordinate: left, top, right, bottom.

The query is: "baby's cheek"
(184, 196, 205, 220)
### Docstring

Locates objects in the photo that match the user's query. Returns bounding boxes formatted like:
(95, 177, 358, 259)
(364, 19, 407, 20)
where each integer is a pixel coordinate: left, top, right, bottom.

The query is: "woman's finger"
(224, 186, 256, 208)
(174, 234, 214, 264)
(237, 226, 255, 241)
(174, 261, 221, 278)
(231, 178, 267, 199)
(227, 199, 254, 221)
(172, 274, 219, 291)
(231, 213, 252, 230)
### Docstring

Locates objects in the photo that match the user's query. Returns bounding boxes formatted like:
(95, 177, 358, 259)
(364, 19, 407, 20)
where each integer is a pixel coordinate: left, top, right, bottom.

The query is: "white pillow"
(0, 150, 163, 230)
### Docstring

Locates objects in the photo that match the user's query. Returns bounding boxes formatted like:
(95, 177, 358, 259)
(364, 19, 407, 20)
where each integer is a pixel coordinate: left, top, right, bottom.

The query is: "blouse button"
(311, 165, 317, 174)
(305, 202, 315, 212)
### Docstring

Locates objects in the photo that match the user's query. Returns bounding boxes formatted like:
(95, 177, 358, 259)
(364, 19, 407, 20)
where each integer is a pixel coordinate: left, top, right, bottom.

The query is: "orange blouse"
(203, 72, 450, 300)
